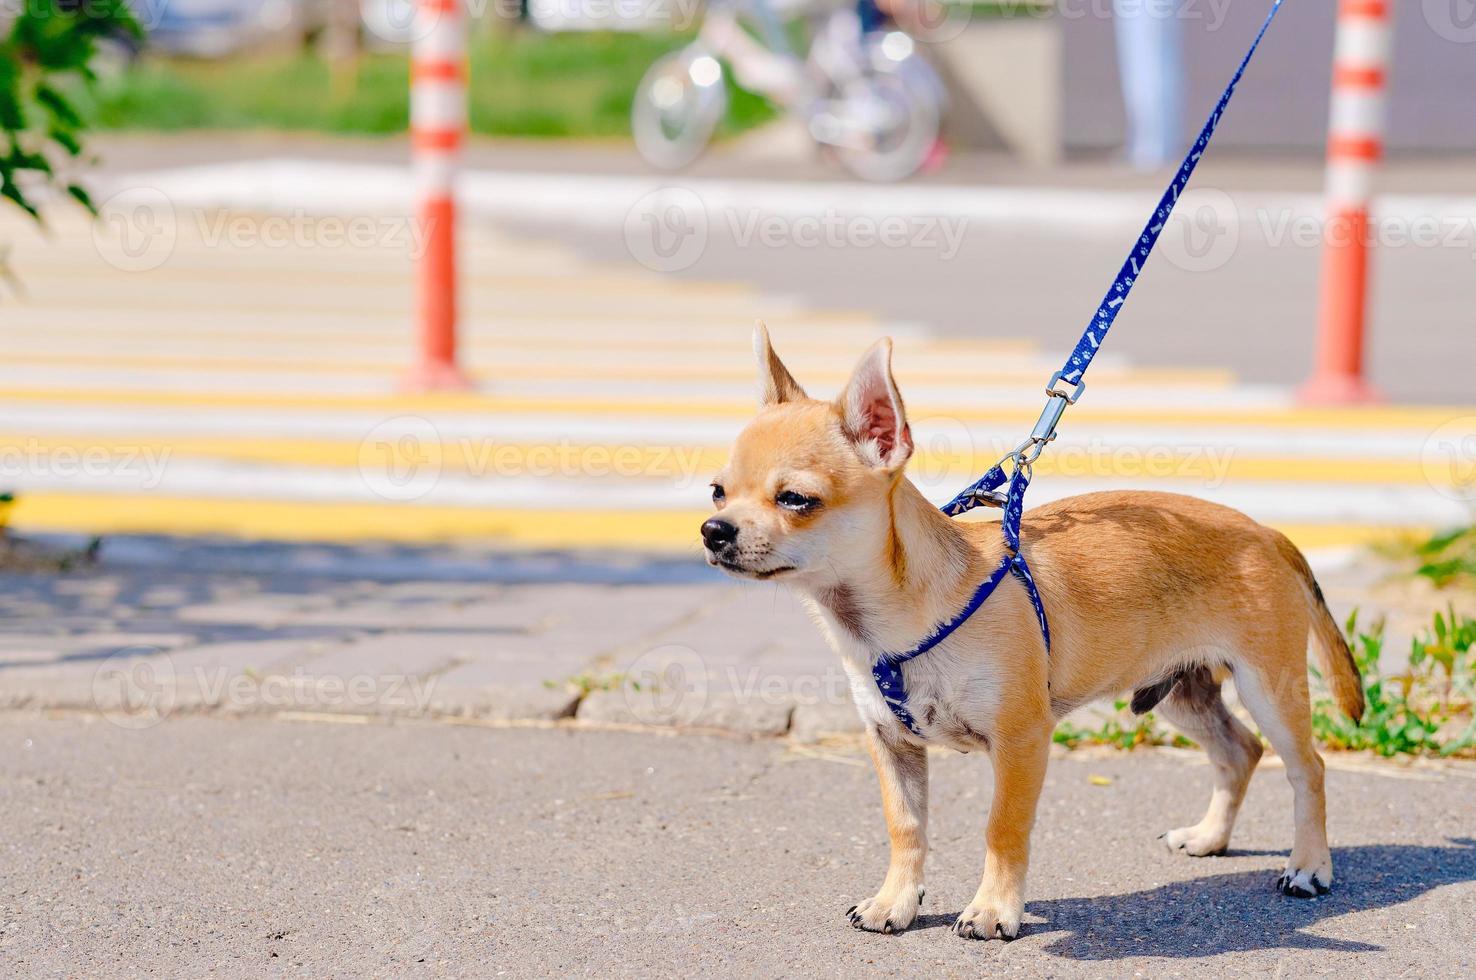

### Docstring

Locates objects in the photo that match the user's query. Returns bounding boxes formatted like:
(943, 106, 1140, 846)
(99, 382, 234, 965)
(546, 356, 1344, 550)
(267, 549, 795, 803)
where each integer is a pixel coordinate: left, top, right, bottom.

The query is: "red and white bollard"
(1300, 0, 1390, 405)
(405, 0, 471, 391)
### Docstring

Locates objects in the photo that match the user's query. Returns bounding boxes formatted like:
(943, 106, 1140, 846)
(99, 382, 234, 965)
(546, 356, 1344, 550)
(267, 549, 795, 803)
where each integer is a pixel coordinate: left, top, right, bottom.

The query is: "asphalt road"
(85, 133, 1476, 402)
(507, 187, 1476, 406)
(3, 715, 1473, 977)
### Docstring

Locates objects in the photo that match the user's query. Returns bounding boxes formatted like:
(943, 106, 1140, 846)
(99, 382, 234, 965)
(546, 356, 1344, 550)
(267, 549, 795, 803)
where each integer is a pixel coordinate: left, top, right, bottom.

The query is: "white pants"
(1113, 0, 1186, 170)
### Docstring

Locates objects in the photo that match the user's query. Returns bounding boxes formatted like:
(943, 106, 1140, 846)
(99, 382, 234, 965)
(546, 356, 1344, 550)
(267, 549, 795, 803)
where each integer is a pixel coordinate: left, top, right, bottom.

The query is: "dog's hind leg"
(1231, 645, 1334, 897)
(848, 728, 929, 934)
(1155, 665, 1263, 857)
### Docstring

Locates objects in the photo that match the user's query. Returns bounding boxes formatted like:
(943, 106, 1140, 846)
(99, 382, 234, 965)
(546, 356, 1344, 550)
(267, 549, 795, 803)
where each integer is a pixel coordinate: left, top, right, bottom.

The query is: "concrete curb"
(1, 675, 583, 726)
(0, 673, 840, 739)
(8, 682, 1476, 777)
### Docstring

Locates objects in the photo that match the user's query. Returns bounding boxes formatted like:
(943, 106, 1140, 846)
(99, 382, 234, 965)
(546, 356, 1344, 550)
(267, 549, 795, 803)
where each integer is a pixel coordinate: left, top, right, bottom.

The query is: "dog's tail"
(1274, 532, 1365, 722)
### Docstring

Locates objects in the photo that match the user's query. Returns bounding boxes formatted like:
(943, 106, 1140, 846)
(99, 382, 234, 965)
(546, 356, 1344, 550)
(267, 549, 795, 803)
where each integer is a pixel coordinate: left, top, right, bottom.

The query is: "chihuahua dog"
(701, 325, 1365, 940)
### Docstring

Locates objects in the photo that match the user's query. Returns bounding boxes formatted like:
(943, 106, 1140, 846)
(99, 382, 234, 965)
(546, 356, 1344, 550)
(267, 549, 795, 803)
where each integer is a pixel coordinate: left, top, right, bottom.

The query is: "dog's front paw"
(846, 885, 924, 935)
(1275, 862, 1332, 899)
(1160, 823, 1230, 857)
(952, 895, 1023, 941)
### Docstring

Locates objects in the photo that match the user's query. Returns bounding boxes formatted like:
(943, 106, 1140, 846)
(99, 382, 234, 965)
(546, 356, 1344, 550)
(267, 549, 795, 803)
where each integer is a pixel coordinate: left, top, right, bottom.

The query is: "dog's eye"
(776, 490, 819, 511)
(711, 484, 726, 504)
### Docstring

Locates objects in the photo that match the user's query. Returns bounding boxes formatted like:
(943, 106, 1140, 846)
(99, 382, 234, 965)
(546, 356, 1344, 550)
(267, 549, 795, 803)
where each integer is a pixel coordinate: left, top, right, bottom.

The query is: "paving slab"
(577, 689, 795, 737)
(0, 535, 1459, 737)
(791, 700, 869, 743)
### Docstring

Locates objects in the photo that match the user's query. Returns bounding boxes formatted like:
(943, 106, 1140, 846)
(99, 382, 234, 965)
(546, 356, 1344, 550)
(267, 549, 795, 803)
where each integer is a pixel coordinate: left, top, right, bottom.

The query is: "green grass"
(1410, 525, 1476, 590)
(1053, 700, 1193, 751)
(545, 670, 629, 697)
(1056, 608, 1476, 759)
(78, 31, 775, 138)
(1312, 609, 1476, 758)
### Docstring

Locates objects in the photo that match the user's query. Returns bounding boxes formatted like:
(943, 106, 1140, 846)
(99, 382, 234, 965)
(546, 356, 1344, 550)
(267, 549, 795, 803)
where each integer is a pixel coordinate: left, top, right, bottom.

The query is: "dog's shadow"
(914, 839, 1476, 960)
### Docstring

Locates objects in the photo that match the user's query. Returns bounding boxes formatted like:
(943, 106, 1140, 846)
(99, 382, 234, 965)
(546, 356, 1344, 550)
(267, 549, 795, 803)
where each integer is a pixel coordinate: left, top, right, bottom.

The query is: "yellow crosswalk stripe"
(7, 491, 1421, 555)
(0, 352, 1232, 388)
(0, 433, 1452, 487)
(16, 263, 765, 295)
(0, 385, 1465, 429)
(2, 311, 891, 337)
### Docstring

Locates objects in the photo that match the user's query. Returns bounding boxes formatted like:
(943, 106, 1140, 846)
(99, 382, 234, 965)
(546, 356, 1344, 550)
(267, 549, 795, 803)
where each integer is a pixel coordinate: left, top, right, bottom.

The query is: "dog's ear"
(837, 338, 913, 472)
(753, 321, 807, 406)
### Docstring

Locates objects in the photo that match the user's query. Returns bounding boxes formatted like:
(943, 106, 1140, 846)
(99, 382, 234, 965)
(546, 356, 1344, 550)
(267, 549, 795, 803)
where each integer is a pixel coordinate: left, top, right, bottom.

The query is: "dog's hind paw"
(1160, 824, 1230, 857)
(846, 885, 924, 935)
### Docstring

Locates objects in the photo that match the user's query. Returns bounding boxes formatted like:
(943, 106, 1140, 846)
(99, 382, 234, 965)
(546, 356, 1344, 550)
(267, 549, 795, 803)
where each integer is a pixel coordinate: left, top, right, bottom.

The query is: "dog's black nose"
(701, 517, 738, 550)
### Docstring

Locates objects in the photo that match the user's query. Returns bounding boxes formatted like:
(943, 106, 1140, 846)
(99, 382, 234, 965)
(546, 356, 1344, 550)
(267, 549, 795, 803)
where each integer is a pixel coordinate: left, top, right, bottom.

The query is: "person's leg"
(1113, 0, 1185, 169)
(856, 0, 887, 36)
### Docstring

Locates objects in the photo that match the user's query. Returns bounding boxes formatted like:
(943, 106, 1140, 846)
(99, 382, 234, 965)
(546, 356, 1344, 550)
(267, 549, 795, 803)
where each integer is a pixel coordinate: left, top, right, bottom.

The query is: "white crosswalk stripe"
(1, 204, 1471, 554)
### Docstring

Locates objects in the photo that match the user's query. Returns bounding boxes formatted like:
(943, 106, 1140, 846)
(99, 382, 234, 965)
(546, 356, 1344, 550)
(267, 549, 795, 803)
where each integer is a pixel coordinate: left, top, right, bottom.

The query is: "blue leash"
(874, 0, 1285, 738)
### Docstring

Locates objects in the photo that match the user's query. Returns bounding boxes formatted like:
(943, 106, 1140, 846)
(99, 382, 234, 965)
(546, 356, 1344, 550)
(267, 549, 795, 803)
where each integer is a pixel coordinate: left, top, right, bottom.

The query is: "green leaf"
(34, 84, 83, 129)
(0, 178, 39, 220)
(0, 0, 139, 231)
(49, 126, 81, 157)
(65, 183, 94, 213)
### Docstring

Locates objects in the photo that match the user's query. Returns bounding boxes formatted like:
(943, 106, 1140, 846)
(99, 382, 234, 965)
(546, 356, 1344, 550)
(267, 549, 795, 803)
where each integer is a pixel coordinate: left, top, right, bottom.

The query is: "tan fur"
(1273, 532, 1366, 721)
(704, 327, 1364, 938)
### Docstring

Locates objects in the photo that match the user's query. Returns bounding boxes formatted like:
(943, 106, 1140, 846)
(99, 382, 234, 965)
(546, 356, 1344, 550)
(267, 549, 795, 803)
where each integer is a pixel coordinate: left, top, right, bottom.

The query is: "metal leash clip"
(1011, 371, 1086, 468)
(963, 486, 1010, 509)
(961, 373, 1086, 510)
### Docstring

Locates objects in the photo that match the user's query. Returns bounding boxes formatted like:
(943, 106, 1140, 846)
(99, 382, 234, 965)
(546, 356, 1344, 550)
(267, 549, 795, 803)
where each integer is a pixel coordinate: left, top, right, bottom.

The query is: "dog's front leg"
(848, 727, 928, 934)
(954, 725, 1051, 941)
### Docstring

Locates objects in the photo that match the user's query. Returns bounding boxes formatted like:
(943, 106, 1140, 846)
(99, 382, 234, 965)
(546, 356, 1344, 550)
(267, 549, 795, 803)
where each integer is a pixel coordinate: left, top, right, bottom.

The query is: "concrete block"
(577, 688, 793, 737)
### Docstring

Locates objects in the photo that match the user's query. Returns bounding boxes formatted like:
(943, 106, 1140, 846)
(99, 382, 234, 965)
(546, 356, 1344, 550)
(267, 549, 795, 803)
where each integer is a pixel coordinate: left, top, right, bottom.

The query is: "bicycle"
(632, 0, 944, 182)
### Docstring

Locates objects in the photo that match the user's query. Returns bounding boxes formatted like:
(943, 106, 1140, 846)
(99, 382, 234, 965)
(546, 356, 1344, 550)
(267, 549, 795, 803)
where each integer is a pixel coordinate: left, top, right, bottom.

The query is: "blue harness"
(872, 0, 1285, 738)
